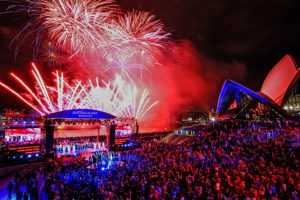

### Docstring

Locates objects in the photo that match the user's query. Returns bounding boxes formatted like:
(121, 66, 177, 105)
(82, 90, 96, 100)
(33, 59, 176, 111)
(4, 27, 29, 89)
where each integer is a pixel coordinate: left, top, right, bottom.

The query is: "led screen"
(115, 126, 131, 138)
(5, 128, 41, 145)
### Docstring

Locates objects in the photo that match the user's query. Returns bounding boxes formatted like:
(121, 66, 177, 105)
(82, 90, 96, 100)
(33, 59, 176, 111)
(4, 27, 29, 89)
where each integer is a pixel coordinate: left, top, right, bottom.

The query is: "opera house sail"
(217, 55, 300, 119)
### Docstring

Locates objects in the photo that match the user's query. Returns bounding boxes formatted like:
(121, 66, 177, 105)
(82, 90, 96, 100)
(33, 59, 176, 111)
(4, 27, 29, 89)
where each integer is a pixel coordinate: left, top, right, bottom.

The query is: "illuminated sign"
(173, 129, 195, 136)
(45, 109, 116, 119)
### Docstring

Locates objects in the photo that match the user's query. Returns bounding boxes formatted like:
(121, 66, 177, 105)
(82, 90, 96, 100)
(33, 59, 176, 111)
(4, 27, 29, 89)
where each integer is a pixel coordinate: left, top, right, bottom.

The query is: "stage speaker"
(45, 120, 54, 152)
(135, 123, 139, 135)
(110, 125, 116, 146)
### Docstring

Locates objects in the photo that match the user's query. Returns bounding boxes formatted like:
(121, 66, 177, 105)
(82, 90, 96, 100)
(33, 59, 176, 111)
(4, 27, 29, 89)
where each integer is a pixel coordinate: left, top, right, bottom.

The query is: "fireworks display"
(115, 10, 169, 51)
(4, 0, 169, 74)
(0, 63, 158, 119)
(103, 10, 170, 81)
(0, 0, 172, 121)
(38, 0, 119, 55)
(0, 0, 250, 132)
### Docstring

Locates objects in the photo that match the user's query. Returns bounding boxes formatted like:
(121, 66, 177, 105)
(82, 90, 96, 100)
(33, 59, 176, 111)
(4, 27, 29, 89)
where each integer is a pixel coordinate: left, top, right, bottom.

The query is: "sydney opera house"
(217, 55, 300, 120)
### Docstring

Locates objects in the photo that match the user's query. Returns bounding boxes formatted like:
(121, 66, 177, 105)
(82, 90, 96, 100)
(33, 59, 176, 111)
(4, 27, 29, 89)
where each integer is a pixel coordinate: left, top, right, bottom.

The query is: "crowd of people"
(6, 120, 300, 199)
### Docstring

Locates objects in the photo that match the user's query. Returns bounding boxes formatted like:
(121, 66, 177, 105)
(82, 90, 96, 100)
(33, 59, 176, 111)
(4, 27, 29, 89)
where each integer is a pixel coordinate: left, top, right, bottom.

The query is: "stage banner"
(45, 109, 116, 119)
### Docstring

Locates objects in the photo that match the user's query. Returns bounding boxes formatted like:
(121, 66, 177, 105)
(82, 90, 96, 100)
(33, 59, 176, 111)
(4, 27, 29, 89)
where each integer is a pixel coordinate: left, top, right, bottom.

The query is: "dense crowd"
(7, 120, 300, 200)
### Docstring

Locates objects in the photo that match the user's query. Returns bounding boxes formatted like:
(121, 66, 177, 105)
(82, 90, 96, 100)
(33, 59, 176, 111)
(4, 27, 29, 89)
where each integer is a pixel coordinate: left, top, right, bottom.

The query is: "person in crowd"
(16, 189, 22, 200)
(7, 181, 13, 200)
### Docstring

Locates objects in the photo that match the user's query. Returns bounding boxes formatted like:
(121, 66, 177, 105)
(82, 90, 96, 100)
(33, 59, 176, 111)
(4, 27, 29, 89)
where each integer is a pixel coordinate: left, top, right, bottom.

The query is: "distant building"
(217, 55, 300, 120)
(176, 108, 209, 127)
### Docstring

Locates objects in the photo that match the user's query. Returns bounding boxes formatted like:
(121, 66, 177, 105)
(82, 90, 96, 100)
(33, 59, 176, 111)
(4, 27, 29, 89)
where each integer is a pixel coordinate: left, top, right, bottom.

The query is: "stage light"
(12, 156, 16, 159)
(35, 153, 39, 157)
(23, 121, 26, 124)
(101, 167, 105, 171)
(14, 120, 18, 124)
(20, 155, 23, 159)
(212, 117, 216, 122)
(31, 120, 35, 124)
(27, 154, 32, 158)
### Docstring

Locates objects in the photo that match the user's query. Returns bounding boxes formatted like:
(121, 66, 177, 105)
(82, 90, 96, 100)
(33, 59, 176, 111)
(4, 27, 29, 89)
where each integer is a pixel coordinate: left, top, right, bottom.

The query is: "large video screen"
(115, 126, 131, 138)
(5, 128, 41, 145)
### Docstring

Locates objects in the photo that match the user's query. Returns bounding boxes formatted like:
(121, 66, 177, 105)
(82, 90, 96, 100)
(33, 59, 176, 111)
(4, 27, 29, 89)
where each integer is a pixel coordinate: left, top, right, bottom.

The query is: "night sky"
(116, 0, 300, 88)
(0, 0, 300, 109)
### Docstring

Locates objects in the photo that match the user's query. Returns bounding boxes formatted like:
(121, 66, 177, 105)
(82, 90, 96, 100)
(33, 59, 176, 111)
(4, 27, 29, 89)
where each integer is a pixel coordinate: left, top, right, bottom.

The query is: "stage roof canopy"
(44, 109, 116, 119)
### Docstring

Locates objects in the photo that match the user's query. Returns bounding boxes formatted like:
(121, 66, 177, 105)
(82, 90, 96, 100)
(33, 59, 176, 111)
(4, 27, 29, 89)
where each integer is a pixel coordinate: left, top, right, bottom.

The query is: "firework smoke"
(139, 40, 247, 131)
